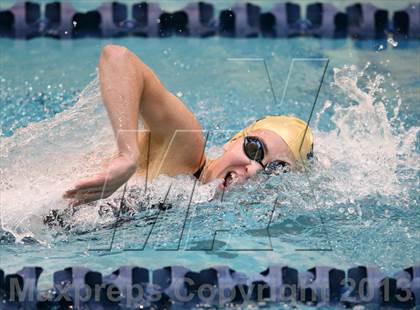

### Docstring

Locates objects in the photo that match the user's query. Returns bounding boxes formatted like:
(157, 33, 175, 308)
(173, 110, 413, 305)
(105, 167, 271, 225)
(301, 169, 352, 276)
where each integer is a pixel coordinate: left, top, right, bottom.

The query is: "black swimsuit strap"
(193, 161, 206, 180)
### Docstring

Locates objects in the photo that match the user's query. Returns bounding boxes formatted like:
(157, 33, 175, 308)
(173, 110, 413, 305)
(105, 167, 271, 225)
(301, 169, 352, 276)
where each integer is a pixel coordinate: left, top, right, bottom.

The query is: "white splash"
(0, 73, 220, 243)
(1, 64, 418, 243)
(1, 75, 115, 242)
(311, 64, 418, 205)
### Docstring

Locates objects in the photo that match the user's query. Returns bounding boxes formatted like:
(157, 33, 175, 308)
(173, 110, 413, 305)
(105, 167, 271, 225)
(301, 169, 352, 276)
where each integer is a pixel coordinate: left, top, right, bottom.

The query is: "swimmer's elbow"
(101, 44, 128, 61)
(100, 44, 153, 81)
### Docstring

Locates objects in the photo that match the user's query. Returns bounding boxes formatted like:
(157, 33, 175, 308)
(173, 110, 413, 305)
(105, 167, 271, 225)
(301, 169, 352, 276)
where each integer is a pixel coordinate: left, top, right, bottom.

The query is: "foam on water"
(0, 73, 220, 243)
(311, 63, 418, 207)
(0, 63, 418, 245)
(0, 75, 113, 242)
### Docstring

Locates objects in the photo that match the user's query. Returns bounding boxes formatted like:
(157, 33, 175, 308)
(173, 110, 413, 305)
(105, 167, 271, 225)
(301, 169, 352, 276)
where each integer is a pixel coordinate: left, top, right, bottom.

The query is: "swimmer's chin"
(204, 178, 225, 191)
(218, 181, 226, 190)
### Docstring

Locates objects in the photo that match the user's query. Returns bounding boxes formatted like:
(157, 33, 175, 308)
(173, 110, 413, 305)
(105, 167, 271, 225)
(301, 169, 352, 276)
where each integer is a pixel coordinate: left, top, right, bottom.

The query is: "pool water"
(0, 36, 419, 293)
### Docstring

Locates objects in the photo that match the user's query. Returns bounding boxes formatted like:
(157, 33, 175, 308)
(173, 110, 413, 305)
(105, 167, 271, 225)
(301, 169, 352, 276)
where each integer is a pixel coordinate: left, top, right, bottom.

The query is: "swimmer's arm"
(64, 44, 202, 206)
(64, 45, 143, 205)
(99, 44, 201, 162)
(97, 45, 142, 162)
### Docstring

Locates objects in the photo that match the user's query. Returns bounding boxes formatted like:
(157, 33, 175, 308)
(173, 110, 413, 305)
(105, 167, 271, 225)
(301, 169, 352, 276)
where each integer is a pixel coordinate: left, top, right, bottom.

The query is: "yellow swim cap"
(226, 115, 314, 164)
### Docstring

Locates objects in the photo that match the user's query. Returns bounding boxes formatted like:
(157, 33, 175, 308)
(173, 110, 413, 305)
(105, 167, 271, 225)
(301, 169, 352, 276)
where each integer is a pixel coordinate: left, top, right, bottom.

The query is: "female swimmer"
(64, 44, 313, 206)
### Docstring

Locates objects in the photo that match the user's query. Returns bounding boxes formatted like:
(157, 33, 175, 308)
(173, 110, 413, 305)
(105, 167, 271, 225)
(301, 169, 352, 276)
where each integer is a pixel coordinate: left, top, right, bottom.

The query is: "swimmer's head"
(202, 115, 314, 189)
(225, 115, 314, 164)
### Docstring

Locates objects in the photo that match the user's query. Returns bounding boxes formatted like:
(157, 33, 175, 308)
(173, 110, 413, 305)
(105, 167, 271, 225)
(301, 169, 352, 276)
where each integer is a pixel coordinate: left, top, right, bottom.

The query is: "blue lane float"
(44, 1, 128, 38)
(1, 1, 419, 40)
(131, 2, 175, 38)
(172, 2, 216, 37)
(51, 266, 105, 308)
(0, 269, 4, 298)
(0, 1, 41, 39)
(394, 3, 420, 39)
(185, 266, 248, 306)
(44, 2, 76, 39)
(0, 265, 419, 308)
(95, 2, 129, 38)
(346, 2, 389, 39)
(394, 266, 420, 308)
(249, 265, 298, 302)
(299, 266, 345, 306)
(306, 3, 348, 38)
(3, 267, 43, 309)
(219, 3, 261, 38)
(259, 3, 301, 37)
(153, 266, 193, 307)
(132, 2, 165, 37)
(103, 266, 149, 308)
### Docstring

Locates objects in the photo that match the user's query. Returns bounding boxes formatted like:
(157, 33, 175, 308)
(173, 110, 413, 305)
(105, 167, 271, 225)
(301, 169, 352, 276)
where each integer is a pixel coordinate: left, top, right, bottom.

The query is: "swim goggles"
(243, 136, 290, 174)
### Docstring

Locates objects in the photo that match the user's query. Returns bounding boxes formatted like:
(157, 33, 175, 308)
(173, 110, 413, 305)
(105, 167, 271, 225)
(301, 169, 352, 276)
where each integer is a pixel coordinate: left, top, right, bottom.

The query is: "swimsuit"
(193, 161, 206, 180)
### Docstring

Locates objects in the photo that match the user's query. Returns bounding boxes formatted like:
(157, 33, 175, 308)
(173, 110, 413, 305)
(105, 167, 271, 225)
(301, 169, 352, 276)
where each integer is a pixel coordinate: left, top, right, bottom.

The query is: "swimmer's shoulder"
(136, 121, 205, 178)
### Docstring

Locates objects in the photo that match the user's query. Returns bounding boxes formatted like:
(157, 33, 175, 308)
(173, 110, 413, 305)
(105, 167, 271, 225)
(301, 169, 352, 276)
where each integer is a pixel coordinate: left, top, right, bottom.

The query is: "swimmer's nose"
(226, 150, 262, 176)
(245, 162, 261, 177)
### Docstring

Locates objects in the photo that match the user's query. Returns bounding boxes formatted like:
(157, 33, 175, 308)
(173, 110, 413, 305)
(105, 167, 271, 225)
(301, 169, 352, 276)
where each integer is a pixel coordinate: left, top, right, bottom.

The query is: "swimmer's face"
(203, 129, 296, 189)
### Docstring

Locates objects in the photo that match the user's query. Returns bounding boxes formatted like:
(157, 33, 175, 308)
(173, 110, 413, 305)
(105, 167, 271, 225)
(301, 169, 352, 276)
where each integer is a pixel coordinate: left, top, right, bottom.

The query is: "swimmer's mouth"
(223, 171, 239, 188)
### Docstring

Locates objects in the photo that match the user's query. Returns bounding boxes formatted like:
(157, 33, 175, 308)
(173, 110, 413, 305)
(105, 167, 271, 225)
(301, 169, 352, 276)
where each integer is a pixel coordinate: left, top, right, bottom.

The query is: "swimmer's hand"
(63, 154, 138, 207)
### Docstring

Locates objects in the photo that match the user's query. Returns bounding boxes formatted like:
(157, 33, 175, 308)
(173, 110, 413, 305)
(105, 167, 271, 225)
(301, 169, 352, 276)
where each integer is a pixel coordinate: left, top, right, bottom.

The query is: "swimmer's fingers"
(64, 180, 119, 200)
(73, 174, 124, 192)
(63, 175, 109, 199)
(63, 188, 104, 199)
(64, 186, 106, 196)
(63, 189, 77, 198)
(70, 191, 113, 207)
(73, 174, 108, 190)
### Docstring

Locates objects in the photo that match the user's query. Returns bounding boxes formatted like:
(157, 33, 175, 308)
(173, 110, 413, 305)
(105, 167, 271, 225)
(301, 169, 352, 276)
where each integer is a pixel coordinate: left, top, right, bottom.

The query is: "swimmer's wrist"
(121, 150, 140, 166)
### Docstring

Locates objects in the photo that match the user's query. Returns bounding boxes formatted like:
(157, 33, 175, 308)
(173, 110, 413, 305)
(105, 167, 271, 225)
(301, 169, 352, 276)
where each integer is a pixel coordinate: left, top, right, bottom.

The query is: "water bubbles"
(176, 91, 183, 97)
(72, 21, 77, 27)
(387, 36, 399, 48)
(162, 48, 172, 55)
(377, 44, 385, 51)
